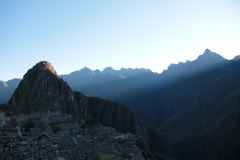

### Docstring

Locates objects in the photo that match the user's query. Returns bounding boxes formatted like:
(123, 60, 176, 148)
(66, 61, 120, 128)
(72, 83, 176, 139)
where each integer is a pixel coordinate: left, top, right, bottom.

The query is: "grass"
(96, 150, 115, 160)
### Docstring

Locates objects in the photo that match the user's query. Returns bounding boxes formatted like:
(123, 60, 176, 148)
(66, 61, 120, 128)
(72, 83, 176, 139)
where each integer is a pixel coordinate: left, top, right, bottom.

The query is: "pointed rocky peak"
(64, 67, 94, 78)
(203, 48, 212, 54)
(60, 67, 99, 80)
(197, 49, 225, 61)
(8, 61, 76, 113)
(81, 67, 92, 72)
(80, 67, 95, 75)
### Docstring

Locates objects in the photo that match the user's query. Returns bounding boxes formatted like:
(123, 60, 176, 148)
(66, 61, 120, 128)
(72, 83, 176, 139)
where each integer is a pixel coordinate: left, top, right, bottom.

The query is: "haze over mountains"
(0, 78, 21, 105)
(1, 49, 240, 159)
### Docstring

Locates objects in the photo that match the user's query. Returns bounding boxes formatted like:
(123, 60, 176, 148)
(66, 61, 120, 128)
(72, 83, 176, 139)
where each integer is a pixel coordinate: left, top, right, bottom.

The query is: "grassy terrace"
(96, 150, 116, 160)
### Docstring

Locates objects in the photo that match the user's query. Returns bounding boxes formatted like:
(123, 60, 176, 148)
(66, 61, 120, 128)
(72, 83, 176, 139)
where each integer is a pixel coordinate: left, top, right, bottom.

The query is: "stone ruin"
(0, 111, 145, 160)
(0, 135, 58, 160)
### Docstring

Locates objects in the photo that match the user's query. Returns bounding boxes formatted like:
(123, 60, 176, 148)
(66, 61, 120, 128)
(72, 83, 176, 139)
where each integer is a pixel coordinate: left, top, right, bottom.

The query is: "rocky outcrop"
(8, 61, 78, 115)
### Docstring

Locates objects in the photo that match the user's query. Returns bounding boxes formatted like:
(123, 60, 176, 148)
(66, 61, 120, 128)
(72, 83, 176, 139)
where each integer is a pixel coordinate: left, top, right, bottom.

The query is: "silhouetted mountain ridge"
(1, 49, 240, 159)
(60, 67, 161, 128)
(57, 49, 240, 160)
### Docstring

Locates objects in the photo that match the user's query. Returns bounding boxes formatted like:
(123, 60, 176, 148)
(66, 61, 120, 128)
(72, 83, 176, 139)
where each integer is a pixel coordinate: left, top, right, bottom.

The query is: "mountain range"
(1, 49, 240, 159)
(2, 61, 171, 157)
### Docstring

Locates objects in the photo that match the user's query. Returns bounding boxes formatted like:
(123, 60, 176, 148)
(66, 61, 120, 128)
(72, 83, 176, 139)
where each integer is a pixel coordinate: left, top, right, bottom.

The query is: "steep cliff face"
(7, 61, 171, 156)
(71, 91, 147, 137)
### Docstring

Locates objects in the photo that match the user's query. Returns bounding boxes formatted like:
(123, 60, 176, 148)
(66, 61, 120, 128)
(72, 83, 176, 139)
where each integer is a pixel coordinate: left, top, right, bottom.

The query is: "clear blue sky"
(1, 0, 240, 81)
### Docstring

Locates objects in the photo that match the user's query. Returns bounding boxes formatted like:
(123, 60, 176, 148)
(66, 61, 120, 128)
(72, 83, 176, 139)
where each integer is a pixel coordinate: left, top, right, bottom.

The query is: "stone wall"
(0, 135, 58, 160)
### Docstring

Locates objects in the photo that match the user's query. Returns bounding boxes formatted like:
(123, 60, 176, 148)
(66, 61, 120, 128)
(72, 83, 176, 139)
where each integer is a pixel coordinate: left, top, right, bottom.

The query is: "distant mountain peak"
(65, 67, 93, 78)
(93, 69, 102, 75)
(232, 55, 240, 65)
(167, 61, 186, 69)
(168, 63, 177, 68)
(202, 48, 218, 57)
(233, 55, 240, 61)
(81, 67, 93, 74)
(103, 67, 114, 72)
(197, 49, 225, 61)
(82, 66, 91, 70)
(120, 67, 127, 70)
(204, 48, 212, 54)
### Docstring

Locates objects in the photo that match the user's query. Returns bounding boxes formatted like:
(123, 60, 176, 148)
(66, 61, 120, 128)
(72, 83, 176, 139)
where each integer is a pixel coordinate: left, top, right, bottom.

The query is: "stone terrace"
(0, 111, 144, 160)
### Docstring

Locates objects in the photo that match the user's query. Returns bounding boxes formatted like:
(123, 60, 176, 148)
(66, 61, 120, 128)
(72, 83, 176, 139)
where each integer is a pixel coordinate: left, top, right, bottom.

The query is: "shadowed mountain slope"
(157, 69, 240, 160)
(7, 61, 172, 156)
(213, 95, 240, 160)
(57, 49, 240, 160)
(153, 50, 240, 160)
(60, 67, 161, 128)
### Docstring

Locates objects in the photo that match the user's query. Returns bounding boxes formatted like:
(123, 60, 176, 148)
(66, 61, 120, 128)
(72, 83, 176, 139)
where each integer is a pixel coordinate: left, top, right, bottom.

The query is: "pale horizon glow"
(1, 0, 240, 81)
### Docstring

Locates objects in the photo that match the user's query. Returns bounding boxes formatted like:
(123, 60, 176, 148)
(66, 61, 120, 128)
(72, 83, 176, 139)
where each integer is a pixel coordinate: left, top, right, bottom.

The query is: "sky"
(1, 0, 240, 81)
